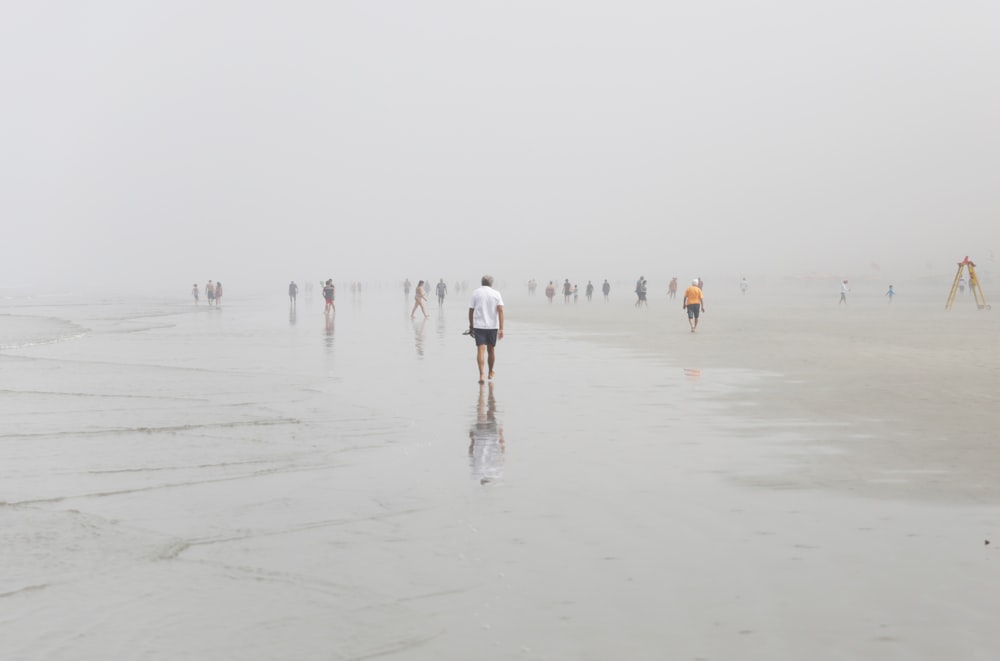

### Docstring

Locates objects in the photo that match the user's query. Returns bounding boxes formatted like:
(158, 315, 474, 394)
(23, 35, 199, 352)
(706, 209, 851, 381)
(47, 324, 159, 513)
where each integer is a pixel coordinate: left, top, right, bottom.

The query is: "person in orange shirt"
(683, 278, 705, 332)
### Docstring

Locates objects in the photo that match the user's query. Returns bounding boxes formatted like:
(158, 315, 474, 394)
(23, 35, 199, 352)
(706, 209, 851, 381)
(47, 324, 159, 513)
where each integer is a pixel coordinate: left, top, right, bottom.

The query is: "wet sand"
(2, 286, 1000, 660)
(513, 279, 1000, 503)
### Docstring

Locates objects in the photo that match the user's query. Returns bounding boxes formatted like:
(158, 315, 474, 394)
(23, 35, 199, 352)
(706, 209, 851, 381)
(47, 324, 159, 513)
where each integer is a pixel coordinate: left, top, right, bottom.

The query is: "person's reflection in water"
(289, 305, 297, 326)
(436, 305, 447, 340)
(469, 382, 505, 485)
(324, 313, 335, 350)
(413, 317, 426, 356)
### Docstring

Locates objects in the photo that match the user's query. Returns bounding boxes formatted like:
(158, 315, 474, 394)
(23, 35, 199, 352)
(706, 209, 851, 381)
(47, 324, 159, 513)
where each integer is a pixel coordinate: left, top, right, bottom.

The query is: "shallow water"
(2, 288, 999, 660)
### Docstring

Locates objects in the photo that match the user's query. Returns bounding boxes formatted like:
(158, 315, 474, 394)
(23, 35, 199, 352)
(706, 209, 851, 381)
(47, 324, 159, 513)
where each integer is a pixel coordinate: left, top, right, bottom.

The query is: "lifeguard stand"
(945, 256, 990, 310)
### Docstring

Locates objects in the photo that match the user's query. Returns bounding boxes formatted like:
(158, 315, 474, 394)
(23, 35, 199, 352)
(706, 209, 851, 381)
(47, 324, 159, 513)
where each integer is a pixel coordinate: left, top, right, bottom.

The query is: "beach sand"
(515, 280, 1000, 504)
(2, 284, 999, 660)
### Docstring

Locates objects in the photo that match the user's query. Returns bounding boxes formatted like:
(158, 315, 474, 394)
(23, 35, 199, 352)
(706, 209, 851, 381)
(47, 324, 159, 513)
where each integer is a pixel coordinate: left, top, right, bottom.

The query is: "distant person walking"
(740, 277, 749, 295)
(683, 279, 705, 332)
(563, 279, 572, 303)
(668, 277, 678, 299)
(411, 280, 429, 318)
(469, 275, 504, 384)
(635, 277, 648, 307)
(602, 279, 610, 301)
(585, 281, 594, 301)
(885, 285, 895, 303)
(436, 278, 448, 306)
(545, 281, 556, 303)
(206, 280, 215, 307)
(839, 279, 849, 305)
(404, 279, 412, 297)
(214, 282, 223, 308)
(322, 279, 336, 314)
(192, 284, 199, 304)
(289, 281, 298, 305)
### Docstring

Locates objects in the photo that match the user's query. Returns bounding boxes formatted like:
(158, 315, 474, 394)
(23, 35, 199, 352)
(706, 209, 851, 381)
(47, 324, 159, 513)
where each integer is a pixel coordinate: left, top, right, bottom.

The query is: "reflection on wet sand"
(289, 305, 297, 326)
(412, 317, 426, 356)
(324, 312, 334, 350)
(469, 382, 504, 484)
(435, 306, 447, 339)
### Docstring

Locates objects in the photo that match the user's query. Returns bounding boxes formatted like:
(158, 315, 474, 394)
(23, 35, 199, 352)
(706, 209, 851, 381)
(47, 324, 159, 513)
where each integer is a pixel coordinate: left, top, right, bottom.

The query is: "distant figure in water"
(436, 278, 448, 306)
(469, 382, 505, 485)
(192, 284, 199, 304)
(545, 281, 556, 303)
(585, 281, 594, 301)
(563, 278, 572, 303)
(527, 278, 537, 296)
(288, 281, 298, 305)
(885, 284, 895, 303)
(206, 280, 215, 307)
(602, 279, 610, 301)
(740, 277, 749, 295)
(958, 276, 967, 294)
(403, 279, 412, 297)
(683, 278, 705, 332)
(322, 279, 336, 314)
(214, 282, 223, 307)
(839, 279, 849, 305)
(573, 284, 579, 303)
(411, 280, 429, 318)
(668, 277, 678, 299)
(468, 275, 504, 384)
(697, 277, 704, 290)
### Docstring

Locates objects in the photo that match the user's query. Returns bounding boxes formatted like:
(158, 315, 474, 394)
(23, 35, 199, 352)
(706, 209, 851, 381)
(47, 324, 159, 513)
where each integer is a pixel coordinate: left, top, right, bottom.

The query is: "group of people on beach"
(840, 280, 898, 304)
(286, 279, 334, 314)
(636, 275, 702, 308)
(405, 278, 454, 318)
(192, 281, 223, 307)
(539, 279, 611, 303)
(532, 274, 707, 332)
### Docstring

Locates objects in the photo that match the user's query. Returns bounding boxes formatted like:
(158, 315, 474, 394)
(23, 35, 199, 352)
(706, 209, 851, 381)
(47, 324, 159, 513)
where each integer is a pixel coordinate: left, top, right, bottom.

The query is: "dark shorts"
(474, 329, 498, 346)
(687, 304, 700, 319)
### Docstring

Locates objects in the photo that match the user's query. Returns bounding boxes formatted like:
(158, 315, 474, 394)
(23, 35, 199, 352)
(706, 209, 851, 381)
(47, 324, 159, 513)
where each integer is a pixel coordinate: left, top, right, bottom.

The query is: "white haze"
(3, 1, 999, 294)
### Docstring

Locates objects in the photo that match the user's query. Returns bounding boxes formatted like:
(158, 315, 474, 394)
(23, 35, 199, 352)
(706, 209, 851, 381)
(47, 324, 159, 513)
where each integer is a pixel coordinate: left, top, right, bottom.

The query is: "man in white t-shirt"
(468, 275, 505, 384)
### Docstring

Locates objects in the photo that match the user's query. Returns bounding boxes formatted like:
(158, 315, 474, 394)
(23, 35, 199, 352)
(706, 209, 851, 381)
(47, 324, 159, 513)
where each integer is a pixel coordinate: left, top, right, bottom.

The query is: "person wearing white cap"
(683, 278, 705, 332)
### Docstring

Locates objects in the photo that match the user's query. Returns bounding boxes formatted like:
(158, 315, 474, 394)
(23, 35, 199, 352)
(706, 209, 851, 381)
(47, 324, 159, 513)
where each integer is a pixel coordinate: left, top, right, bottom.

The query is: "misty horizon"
(4, 2, 998, 292)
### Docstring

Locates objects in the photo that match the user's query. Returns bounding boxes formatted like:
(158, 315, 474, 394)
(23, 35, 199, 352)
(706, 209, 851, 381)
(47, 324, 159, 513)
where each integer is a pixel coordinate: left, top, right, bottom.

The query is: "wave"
(0, 314, 90, 350)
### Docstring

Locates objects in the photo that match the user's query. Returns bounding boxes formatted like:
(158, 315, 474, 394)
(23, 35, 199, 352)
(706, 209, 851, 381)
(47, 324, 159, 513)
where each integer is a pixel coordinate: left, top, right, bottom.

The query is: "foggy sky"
(3, 1, 999, 293)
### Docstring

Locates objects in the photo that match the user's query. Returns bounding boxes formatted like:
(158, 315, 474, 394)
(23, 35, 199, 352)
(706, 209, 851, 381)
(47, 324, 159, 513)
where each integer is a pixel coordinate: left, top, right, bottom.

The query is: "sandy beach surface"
(2, 280, 999, 660)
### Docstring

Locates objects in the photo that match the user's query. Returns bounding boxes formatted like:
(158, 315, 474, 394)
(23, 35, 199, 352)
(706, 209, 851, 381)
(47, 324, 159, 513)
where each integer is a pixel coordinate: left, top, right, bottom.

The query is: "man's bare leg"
(476, 345, 487, 384)
(487, 345, 496, 380)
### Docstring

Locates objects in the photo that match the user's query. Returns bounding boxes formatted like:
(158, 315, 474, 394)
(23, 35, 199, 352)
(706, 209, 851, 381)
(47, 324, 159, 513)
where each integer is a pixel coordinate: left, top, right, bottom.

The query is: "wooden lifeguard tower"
(945, 256, 990, 310)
